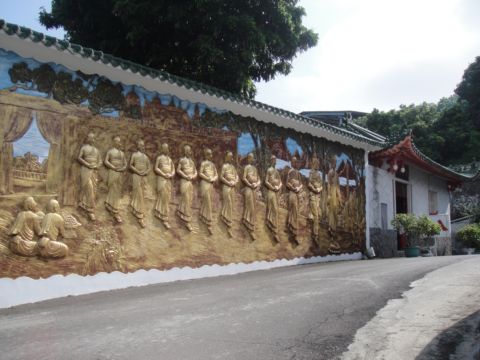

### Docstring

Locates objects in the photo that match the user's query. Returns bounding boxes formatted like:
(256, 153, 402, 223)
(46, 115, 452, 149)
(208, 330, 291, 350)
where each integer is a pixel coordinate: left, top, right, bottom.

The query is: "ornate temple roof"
(368, 135, 474, 185)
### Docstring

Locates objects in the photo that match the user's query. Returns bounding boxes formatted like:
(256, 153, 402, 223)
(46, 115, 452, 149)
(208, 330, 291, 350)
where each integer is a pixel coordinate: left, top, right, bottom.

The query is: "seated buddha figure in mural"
(129, 140, 151, 228)
(177, 144, 198, 232)
(38, 199, 69, 258)
(77, 132, 102, 221)
(220, 151, 239, 237)
(264, 155, 282, 242)
(242, 153, 261, 240)
(199, 148, 219, 235)
(154, 143, 175, 229)
(286, 156, 303, 243)
(104, 136, 127, 223)
(308, 157, 323, 244)
(9, 196, 44, 257)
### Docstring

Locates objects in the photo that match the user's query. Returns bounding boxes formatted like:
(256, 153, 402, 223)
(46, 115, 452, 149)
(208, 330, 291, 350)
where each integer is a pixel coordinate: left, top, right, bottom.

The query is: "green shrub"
(391, 214, 441, 247)
(457, 223, 480, 250)
(416, 215, 442, 238)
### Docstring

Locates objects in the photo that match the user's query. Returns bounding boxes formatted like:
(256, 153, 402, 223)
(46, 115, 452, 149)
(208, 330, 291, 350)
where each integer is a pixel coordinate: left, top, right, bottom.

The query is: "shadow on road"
(416, 310, 480, 360)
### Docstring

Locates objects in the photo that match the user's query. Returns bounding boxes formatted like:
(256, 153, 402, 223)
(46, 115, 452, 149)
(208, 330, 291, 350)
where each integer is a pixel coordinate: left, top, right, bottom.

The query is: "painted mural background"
(0, 49, 366, 279)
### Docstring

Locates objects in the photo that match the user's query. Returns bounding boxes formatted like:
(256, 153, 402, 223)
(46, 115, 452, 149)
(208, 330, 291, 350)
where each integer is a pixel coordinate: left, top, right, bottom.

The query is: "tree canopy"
(355, 56, 480, 166)
(455, 56, 480, 128)
(355, 96, 479, 166)
(39, 0, 318, 98)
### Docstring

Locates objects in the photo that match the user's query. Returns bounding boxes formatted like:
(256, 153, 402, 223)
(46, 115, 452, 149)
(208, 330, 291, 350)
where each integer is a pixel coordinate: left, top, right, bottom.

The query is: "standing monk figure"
(286, 156, 303, 242)
(104, 136, 127, 223)
(220, 151, 239, 237)
(327, 155, 342, 236)
(9, 197, 44, 257)
(242, 153, 261, 240)
(308, 157, 323, 244)
(38, 199, 69, 258)
(154, 143, 175, 229)
(265, 155, 282, 242)
(177, 145, 197, 232)
(78, 132, 101, 221)
(199, 148, 218, 235)
(129, 140, 151, 228)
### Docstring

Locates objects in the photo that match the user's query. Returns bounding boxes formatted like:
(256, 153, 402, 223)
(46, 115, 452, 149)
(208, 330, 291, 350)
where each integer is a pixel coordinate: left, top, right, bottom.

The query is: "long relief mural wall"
(0, 49, 366, 279)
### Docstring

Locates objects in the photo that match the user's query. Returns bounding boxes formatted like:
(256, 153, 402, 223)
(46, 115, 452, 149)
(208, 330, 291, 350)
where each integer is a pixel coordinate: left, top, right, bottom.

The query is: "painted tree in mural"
(8, 62, 124, 113)
(39, 0, 318, 98)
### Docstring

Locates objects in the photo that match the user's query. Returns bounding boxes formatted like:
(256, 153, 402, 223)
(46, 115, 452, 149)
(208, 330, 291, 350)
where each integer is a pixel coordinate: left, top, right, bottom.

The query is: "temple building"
(302, 111, 477, 257)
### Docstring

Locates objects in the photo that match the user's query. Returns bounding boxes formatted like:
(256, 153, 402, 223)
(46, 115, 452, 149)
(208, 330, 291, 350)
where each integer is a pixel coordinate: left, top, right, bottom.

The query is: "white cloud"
(256, 0, 480, 112)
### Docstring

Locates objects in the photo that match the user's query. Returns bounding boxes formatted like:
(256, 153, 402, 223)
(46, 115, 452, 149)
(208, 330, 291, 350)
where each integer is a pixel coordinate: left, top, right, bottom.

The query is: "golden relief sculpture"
(242, 153, 261, 240)
(220, 151, 239, 237)
(129, 140, 151, 228)
(327, 155, 341, 236)
(199, 148, 218, 235)
(9, 196, 44, 256)
(77, 132, 102, 221)
(0, 86, 366, 279)
(264, 155, 282, 242)
(9, 197, 70, 258)
(38, 199, 69, 258)
(308, 157, 323, 243)
(154, 143, 175, 229)
(286, 156, 303, 243)
(343, 188, 357, 235)
(177, 145, 197, 232)
(104, 136, 127, 223)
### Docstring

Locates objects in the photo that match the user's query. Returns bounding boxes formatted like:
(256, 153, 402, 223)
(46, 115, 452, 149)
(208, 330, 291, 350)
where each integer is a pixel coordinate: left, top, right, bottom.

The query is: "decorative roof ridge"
(372, 135, 475, 181)
(347, 122, 387, 142)
(408, 137, 477, 181)
(0, 19, 386, 148)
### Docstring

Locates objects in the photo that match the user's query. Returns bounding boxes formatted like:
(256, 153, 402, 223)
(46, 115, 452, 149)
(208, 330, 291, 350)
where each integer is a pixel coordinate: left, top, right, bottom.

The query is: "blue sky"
(2, 0, 479, 113)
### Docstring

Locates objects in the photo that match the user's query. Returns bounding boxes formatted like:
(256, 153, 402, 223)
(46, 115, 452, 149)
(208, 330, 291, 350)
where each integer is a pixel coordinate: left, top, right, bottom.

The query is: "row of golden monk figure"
(78, 133, 351, 244)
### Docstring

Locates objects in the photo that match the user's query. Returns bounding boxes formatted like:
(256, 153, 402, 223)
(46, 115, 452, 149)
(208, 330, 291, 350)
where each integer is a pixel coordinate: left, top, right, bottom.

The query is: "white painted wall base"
(0, 252, 362, 309)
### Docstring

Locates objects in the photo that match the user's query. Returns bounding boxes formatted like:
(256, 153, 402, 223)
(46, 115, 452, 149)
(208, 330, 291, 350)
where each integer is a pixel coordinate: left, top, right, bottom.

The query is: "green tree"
(355, 95, 480, 165)
(455, 56, 480, 128)
(39, 0, 318, 98)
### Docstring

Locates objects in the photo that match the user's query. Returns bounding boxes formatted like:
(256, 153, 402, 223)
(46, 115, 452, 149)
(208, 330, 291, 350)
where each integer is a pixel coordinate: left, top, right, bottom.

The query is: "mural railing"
(13, 169, 47, 182)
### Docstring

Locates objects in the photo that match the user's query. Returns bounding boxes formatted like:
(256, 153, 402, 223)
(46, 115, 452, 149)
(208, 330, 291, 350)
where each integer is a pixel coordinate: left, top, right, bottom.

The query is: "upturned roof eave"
(369, 135, 473, 183)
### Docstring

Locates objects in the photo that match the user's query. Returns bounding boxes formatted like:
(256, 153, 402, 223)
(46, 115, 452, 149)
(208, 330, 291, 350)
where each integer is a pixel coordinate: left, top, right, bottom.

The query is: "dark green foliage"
(39, 0, 318, 98)
(356, 96, 480, 165)
(32, 64, 56, 94)
(455, 56, 480, 128)
(9, 62, 124, 111)
(87, 78, 124, 114)
(8, 62, 32, 84)
(52, 71, 89, 104)
(457, 223, 480, 250)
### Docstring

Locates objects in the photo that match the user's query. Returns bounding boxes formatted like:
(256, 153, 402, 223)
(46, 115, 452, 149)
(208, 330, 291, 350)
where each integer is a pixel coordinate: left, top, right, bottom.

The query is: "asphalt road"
(0, 256, 467, 360)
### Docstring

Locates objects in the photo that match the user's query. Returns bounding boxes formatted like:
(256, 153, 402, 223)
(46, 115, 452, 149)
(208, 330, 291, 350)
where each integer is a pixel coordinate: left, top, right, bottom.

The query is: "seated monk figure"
(38, 199, 69, 258)
(9, 197, 44, 256)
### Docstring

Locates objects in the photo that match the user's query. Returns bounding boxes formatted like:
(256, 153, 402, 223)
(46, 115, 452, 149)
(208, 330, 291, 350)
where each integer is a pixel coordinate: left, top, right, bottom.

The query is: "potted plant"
(457, 223, 480, 254)
(391, 213, 420, 257)
(416, 215, 441, 256)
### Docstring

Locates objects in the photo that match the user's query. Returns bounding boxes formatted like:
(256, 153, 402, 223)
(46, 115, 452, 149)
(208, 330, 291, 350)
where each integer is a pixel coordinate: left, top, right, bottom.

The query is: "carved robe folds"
(9, 210, 44, 257)
(38, 212, 69, 258)
(220, 163, 238, 229)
